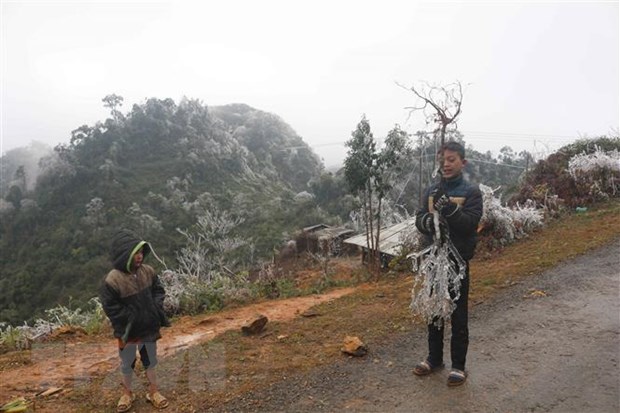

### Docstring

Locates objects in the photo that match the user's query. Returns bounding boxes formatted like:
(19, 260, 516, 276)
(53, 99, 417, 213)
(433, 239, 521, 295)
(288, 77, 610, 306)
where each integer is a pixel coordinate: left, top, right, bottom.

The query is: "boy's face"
(132, 248, 144, 270)
(440, 149, 467, 179)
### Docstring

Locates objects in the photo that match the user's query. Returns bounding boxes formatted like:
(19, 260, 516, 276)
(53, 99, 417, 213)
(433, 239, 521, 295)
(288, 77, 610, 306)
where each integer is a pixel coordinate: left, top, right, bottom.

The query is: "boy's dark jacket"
(100, 230, 170, 342)
(415, 174, 483, 261)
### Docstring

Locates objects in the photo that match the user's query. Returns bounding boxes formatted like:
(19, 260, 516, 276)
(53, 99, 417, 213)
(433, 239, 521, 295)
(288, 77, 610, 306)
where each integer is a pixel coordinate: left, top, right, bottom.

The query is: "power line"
(467, 158, 526, 169)
(460, 130, 579, 139)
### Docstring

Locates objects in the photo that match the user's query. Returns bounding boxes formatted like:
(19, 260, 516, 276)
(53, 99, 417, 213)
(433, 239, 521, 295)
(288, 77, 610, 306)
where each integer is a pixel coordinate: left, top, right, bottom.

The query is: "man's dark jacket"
(415, 174, 483, 261)
(99, 230, 169, 342)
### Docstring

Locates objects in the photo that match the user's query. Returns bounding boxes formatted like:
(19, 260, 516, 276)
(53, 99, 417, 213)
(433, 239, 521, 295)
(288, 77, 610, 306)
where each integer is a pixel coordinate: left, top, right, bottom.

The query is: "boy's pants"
(119, 341, 158, 375)
(427, 262, 470, 371)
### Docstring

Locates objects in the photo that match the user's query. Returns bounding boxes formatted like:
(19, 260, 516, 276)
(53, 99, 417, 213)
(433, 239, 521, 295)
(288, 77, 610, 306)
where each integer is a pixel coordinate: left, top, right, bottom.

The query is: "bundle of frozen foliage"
(479, 184, 544, 249)
(568, 146, 619, 203)
(410, 240, 467, 327)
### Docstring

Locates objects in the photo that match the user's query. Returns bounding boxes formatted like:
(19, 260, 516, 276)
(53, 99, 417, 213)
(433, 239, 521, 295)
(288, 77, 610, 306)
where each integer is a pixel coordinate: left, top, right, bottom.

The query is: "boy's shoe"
(117, 393, 136, 413)
(413, 360, 444, 376)
(146, 391, 169, 409)
(447, 369, 467, 386)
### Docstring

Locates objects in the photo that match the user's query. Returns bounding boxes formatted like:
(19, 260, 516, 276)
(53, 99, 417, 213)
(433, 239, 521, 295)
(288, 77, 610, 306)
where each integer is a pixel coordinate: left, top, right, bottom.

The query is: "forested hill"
(0, 97, 324, 324)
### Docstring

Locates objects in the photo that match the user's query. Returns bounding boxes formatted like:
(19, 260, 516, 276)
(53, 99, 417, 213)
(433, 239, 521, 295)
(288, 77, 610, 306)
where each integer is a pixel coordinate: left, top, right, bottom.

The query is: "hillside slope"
(0, 99, 324, 324)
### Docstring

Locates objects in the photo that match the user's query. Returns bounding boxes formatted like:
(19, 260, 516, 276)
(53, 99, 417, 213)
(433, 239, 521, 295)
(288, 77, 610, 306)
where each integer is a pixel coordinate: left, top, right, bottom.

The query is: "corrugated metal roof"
(315, 227, 355, 240)
(343, 217, 417, 256)
(303, 224, 330, 233)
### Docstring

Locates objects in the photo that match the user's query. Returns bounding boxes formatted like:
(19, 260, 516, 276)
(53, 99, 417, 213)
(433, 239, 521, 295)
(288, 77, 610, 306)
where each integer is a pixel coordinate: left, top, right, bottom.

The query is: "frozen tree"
(83, 197, 106, 227)
(126, 202, 163, 235)
(344, 118, 411, 274)
(176, 206, 248, 282)
(401, 80, 464, 146)
(294, 191, 315, 204)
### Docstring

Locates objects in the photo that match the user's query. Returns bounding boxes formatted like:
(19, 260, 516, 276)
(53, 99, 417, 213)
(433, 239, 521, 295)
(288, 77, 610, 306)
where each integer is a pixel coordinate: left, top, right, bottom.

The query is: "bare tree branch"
(399, 80, 464, 146)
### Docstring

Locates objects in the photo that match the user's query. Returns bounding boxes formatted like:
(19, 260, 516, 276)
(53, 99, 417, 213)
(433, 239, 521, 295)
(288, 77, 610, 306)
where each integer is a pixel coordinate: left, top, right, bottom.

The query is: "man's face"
(440, 149, 467, 179)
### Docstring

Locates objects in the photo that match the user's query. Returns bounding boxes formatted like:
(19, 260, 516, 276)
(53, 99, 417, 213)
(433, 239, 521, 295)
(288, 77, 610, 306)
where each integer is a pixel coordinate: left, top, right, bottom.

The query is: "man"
(413, 141, 483, 386)
(100, 229, 171, 411)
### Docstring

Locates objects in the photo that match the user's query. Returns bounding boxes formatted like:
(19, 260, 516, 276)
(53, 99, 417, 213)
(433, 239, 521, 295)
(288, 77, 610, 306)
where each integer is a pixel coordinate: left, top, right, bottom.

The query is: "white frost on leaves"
(568, 147, 619, 196)
(479, 184, 544, 244)
(568, 147, 620, 176)
(410, 239, 467, 327)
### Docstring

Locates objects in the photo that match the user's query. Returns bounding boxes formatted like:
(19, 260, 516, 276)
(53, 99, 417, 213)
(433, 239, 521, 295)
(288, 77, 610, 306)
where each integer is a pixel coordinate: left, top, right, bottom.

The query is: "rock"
(197, 317, 216, 326)
(341, 335, 367, 357)
(37, 387, 63, 397)
(241, 315, 268, 336)
(301, 310, 320, 318)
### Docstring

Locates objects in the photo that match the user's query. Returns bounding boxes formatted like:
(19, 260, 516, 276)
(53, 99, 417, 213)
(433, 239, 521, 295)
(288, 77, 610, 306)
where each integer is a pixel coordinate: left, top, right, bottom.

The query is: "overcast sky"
(1, 0, 618, 167)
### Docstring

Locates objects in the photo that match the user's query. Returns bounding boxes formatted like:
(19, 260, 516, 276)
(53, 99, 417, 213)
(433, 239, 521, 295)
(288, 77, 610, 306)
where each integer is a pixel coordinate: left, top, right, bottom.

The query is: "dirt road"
(213, 240, 620, 413)
(0, 288, 356, 401)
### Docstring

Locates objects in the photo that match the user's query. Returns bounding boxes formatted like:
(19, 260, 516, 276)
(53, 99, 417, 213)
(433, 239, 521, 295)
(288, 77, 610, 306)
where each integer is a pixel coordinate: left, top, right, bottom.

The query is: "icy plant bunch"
(479, 184, 544, 246)
(568, 147, 619, 201)
(410, 216, 467, 327)
(159, 269, 186, 315)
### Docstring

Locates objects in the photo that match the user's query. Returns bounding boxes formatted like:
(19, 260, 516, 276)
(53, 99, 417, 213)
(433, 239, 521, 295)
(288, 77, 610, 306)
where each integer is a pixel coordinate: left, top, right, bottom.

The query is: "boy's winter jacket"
(415, 174, 483, 261)
(100, 230, 169, 342)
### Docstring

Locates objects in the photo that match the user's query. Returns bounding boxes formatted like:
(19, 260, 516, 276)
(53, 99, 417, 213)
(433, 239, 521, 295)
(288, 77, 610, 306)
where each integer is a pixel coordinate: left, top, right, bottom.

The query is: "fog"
(1, 0, 618, 167)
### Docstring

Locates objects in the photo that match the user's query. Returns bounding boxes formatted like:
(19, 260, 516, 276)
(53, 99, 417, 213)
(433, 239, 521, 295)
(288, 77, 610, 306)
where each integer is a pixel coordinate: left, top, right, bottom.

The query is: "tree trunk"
(374, 196, 382, 276)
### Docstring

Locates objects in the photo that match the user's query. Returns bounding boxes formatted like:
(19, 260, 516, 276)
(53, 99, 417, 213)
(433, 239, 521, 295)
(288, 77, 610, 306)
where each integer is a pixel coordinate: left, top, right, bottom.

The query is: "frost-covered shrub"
(294, 191, 315, 204)
(0, 298, 106, 353)
(0, 323, 33, 351)
(160, 268, 251, 316)
(31, 297, 107, 336)
(568, 147, 619, 203)
(479, 184, 544, 249)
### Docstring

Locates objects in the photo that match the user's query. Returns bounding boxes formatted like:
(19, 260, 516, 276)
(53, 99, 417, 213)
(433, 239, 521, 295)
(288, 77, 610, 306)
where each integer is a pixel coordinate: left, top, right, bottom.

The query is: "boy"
(100, 229, 170, 411)
(413, 141, 483, 386)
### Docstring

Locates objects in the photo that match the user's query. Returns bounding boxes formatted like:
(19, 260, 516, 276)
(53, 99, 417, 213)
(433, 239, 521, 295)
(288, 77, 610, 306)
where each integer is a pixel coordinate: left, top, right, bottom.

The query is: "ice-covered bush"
(0, 298, 106, 353)
(159, 268, 250, 315)
(479, 184, 544, 248)
(568, 147, 619, 202)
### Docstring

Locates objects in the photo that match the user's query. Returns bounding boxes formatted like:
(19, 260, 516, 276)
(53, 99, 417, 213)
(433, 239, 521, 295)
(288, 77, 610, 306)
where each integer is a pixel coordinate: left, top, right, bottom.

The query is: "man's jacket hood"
(110, 229, 152, 273)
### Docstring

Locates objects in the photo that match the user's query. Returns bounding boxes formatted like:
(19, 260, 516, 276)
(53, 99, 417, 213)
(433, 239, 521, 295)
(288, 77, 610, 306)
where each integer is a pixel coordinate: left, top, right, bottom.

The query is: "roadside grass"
(9, 200, 619, 411)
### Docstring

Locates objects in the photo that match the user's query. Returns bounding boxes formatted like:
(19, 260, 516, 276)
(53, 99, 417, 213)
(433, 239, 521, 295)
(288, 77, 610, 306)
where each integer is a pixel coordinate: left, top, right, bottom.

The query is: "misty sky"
(1, 0, 618, 167)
